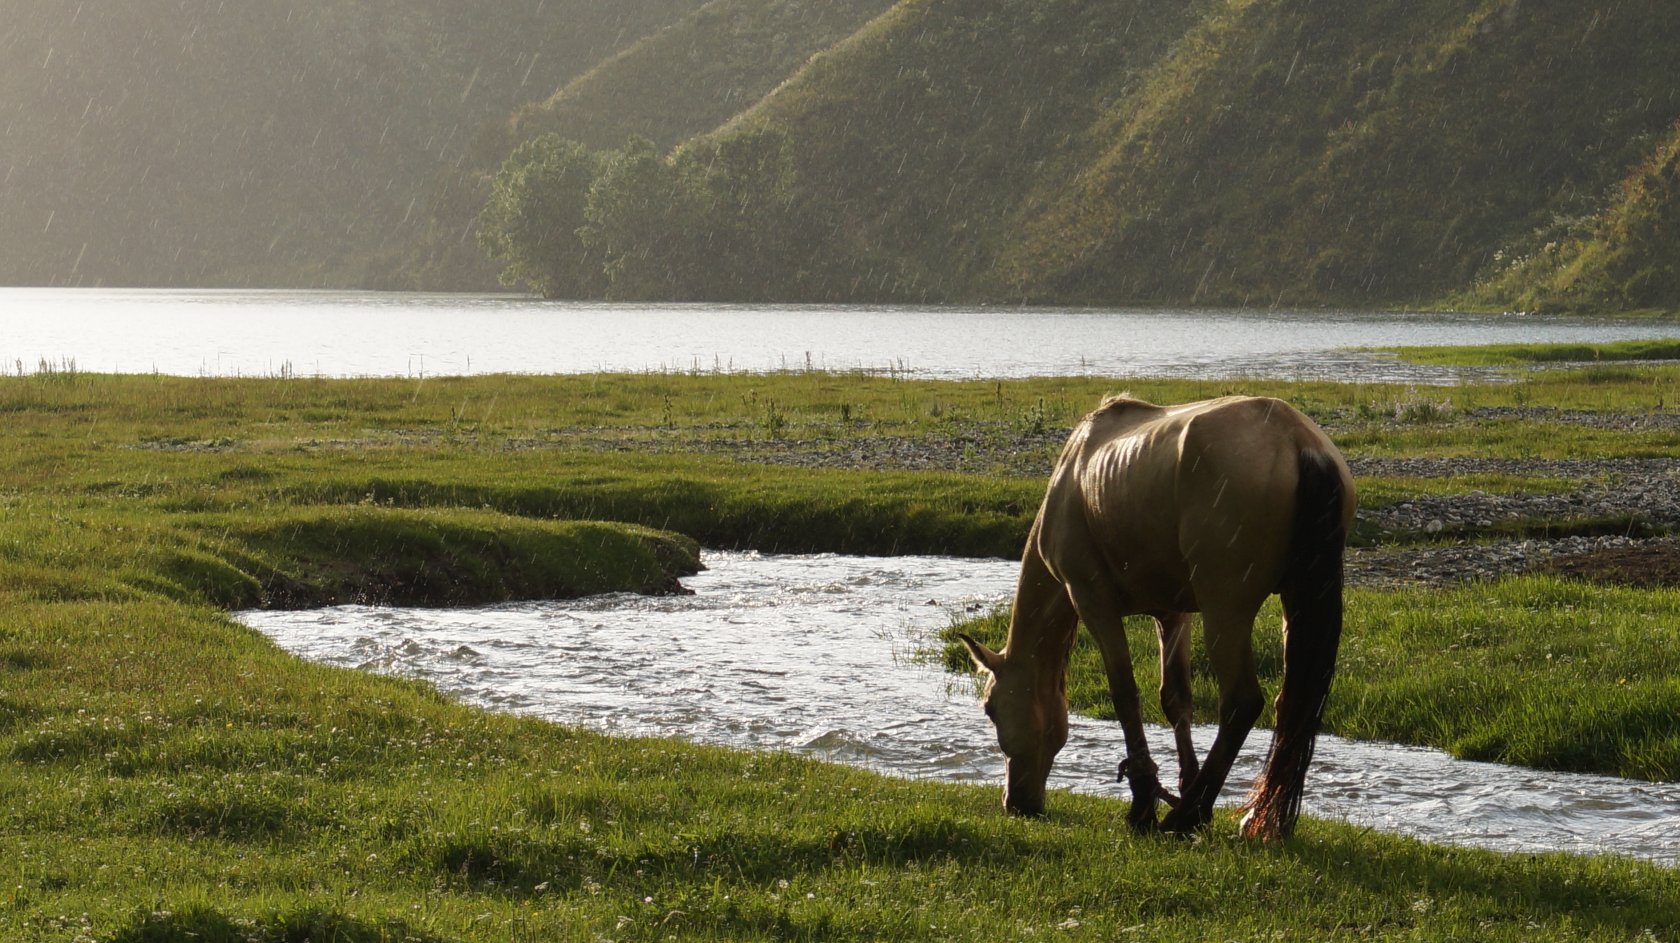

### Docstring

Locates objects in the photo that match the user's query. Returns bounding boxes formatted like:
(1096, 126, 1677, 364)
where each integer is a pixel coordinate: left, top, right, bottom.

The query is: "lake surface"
(241, 552, 1680, 864)
(6, 288, 1679, 382)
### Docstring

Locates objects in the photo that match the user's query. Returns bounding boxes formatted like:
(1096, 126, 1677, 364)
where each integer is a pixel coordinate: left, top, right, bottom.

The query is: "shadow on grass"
(1288, 828, 1680, 936)
(137, 792, 316, 842)
(106, 906, 453, 943)
(0, 693, 37, 734)
(420, 817, 1039, 895)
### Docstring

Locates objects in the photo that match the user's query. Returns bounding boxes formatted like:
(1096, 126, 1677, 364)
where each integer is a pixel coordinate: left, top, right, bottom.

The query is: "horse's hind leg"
(1065, 582, 1162, 832)
(1162, 604, 1264, 834)
(1156, 612, 1198, 798)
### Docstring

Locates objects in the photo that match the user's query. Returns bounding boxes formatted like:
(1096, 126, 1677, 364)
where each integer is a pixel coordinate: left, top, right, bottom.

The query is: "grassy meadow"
(2, 362, 1679, 939)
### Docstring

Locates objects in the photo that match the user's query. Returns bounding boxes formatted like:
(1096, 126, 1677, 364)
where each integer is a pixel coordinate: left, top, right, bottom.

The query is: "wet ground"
(1543, 542, 1680, 588)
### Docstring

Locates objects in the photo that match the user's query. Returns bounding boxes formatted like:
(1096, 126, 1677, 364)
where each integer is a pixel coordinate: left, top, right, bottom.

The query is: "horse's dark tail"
(1242, 449, 1347, 841)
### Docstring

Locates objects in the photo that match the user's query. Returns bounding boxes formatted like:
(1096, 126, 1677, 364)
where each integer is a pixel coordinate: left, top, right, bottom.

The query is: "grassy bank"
(6, 363, 1680, 497)
(4, 595, 1677, 940)
(0, 502, 700, 609)
(942, 576, 1680, 781)
(1384, 339, 1680, 367)
(2, 367, 1679, 938)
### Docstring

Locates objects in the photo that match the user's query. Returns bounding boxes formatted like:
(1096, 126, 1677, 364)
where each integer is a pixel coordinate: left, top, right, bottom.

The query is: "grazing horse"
(959, 395, 1354, 839)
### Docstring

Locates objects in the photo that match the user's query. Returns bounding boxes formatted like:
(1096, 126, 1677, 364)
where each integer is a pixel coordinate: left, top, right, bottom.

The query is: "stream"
(239, 551, 1680, 865)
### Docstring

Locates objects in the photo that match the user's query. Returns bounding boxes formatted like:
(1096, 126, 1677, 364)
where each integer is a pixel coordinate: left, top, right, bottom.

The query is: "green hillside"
(383, 0, 897, 292)
(717, 0, 1218, 302)
(1005, 0, 1680, 308)
(1472, 120, 1680, 313)
(476, 0, 1680, 311)
(9, 0, 1677, 310)
(0, 0, 704, 288)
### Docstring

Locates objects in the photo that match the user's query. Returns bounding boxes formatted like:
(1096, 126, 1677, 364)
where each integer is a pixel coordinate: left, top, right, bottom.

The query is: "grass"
(1, 367, 1679, 938)
(941, 576, 1680, 781)
(1383, 339, 1680, 367)
(0, 500, 700, 609)
(4, 596, 1677, 940)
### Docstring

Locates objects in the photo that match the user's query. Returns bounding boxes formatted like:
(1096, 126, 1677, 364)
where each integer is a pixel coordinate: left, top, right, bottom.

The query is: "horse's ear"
(957, 633, 1004, 675)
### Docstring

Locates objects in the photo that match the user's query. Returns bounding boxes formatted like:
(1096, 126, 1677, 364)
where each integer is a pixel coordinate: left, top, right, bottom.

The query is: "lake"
(5, 287, 1678, 382)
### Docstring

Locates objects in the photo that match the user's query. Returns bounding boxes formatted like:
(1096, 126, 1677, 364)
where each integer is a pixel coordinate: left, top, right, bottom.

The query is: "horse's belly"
(1093, 540, 1201, 615)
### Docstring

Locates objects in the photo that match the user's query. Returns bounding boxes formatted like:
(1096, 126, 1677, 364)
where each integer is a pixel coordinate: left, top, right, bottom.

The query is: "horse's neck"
(1005, 611, 1076, 685)
(1006, 523, 1079, 679)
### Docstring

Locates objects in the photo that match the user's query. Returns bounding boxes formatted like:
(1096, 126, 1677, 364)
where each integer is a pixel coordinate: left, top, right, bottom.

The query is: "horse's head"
(958, 633, 1068, 817)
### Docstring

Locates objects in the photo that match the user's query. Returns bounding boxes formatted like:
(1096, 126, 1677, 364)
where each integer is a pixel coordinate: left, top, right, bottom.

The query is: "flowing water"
(240, 551, 1680, 865)
(7, 288, 1680, 382)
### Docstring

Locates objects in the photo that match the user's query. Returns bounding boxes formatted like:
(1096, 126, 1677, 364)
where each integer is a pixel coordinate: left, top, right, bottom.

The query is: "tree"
(674, 125, 817, 299)
(580, 137, 711, 299)
(478, 135, 604, 297)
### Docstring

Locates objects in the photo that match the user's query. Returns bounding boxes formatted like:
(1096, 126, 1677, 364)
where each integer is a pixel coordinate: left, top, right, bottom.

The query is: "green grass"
(0, 500, 699, 609)
(8, 369, 1673, 559)
(2, 368, 1679, 939)
(941, 576, 1680, 781)
(1332, 417, 1680, 461)
(3, 595, 1676, 940)
(1384, 339, 1680, 367)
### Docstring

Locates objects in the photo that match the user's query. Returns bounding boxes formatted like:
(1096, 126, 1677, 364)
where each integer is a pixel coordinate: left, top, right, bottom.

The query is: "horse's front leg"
(1067, 584, 1163, 832)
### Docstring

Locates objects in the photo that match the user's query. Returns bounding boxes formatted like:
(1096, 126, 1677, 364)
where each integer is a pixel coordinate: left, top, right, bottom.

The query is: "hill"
(10, 0, 1677, 312)
(475, 0, 1680, 312)
(1001, 0, 1680, 308)
(382, 0, 898, 291)
(0, 0, 705, 288)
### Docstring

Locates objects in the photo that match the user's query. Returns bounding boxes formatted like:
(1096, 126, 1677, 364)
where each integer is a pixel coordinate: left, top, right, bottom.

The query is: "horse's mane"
(1089, 393, 1155, 419)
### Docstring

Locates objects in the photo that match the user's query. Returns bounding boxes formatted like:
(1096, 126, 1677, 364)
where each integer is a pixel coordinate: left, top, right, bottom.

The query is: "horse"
(959, 394, 1354, 839)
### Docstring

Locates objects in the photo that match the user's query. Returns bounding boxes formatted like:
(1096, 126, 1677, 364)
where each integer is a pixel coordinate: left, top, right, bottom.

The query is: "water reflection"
(240, 551, 1680, 865)
(7, 288, 1680, 382)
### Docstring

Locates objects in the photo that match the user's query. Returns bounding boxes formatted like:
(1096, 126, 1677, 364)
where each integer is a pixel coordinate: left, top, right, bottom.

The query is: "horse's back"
(1038, 396, 1349, 613)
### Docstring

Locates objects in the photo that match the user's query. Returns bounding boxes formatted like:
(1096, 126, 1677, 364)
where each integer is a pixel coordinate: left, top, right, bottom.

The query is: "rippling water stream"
(240, 552, 1680, 865)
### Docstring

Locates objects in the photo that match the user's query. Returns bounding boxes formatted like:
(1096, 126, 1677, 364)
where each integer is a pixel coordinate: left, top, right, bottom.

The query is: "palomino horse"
(959, 395, 1354, 839)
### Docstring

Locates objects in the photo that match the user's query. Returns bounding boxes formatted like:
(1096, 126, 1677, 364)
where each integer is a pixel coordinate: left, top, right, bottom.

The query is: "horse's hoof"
(1238, 807, 1289, 842)
(1127, 806, 1160, 834)
(1160, 807, 1207, 835)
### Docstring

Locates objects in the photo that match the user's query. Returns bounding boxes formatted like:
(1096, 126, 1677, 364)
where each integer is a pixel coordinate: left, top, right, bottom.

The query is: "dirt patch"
(1541, 542, 1680, 588)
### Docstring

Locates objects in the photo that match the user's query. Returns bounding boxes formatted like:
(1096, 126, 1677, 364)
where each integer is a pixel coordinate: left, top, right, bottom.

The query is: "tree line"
(479, 129, 828, 300)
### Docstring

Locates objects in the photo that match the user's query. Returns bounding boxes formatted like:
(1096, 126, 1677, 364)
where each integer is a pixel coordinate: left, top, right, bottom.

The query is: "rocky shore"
(1344, 456, 1680, 587)
(558, 408, 1680, 588)
(1344, 534, 1680, 589)
(506, 400, 1680, 588)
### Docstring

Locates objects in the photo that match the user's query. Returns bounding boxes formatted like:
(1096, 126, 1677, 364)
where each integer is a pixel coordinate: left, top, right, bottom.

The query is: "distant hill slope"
(700, 0, 1218, 302)
(473, 0, 1679, 311)
(382, 0, 897, 291)
(1471, 120, 1680, 313)
(0, 0, 704, 288)
(12, 0, 1678, 312)
(1000, 0, 1680, 308)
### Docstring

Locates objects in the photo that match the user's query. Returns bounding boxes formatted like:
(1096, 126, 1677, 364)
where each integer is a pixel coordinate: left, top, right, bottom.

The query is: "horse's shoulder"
(1082, 395, 1163, 433)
